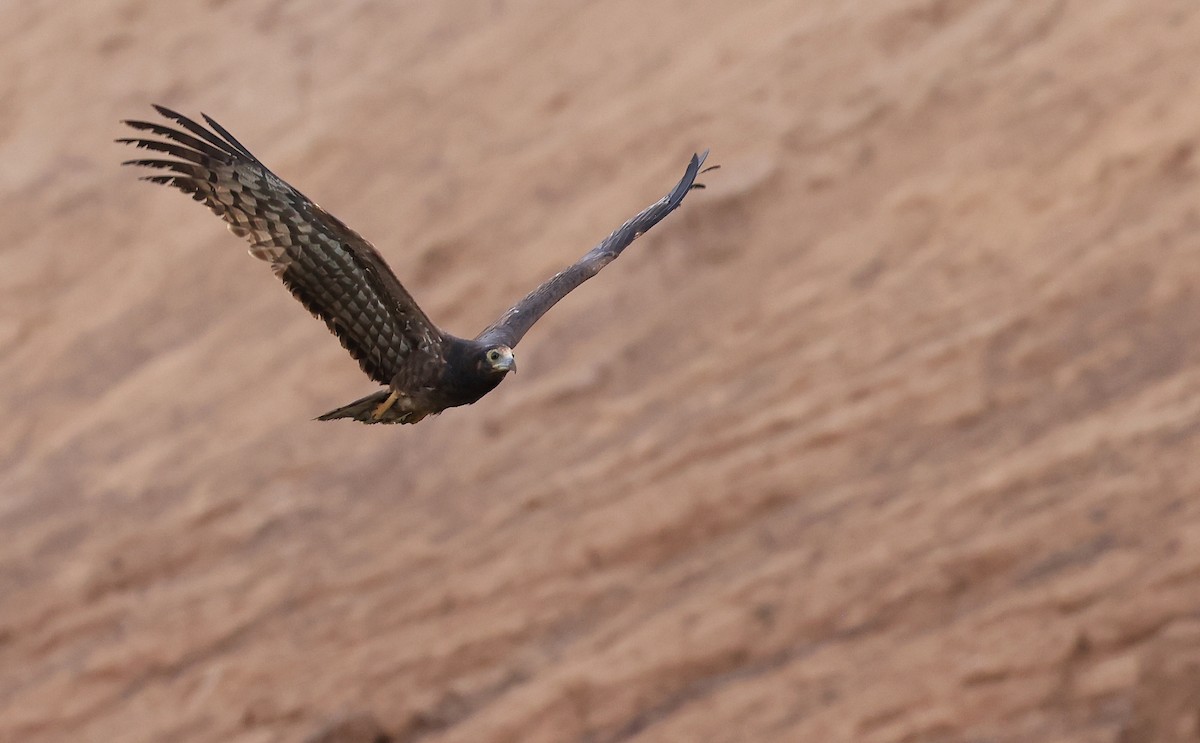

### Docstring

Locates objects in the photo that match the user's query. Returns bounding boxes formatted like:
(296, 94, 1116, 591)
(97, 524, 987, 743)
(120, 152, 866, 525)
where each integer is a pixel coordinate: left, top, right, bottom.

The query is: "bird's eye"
(486, 349, 500, 362)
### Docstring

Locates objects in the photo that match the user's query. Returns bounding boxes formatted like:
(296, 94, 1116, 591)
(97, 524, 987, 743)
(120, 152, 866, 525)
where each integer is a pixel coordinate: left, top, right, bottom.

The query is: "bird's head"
(480, 344, 516, 376)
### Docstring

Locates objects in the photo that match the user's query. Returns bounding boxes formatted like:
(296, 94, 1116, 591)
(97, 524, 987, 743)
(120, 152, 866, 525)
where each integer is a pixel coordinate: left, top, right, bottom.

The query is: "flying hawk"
(119, 106, 712, 424)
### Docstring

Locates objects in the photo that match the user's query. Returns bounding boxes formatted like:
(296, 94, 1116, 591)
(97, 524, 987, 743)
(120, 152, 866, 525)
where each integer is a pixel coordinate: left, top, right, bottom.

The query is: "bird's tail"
(315, 391, 427, 425)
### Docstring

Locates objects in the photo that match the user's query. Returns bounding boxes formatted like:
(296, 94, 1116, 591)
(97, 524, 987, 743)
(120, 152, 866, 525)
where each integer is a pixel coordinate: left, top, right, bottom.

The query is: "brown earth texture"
(4, 1, 1200, 742)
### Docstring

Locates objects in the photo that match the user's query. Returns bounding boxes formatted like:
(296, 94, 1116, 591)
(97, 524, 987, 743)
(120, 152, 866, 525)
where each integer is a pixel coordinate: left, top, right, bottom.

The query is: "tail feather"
(316, 390, 428, 425)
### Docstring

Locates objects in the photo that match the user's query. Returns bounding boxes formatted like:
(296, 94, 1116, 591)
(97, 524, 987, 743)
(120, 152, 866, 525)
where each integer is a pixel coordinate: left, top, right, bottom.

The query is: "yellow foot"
(372, 390, 401, 421)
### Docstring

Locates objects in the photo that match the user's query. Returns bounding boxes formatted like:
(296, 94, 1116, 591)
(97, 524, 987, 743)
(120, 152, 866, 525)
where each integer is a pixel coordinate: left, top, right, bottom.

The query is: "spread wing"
(475, 151, 711, 349)
(119, 105, 446, 385)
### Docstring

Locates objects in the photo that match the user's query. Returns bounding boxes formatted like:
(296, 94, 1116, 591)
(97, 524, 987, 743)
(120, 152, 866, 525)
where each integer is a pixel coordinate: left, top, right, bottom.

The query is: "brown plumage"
(119, 105, 713, 424)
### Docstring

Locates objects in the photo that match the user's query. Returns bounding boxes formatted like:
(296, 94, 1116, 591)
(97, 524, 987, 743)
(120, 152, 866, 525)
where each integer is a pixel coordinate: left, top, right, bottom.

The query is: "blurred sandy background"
(4, 1, 1200, 741)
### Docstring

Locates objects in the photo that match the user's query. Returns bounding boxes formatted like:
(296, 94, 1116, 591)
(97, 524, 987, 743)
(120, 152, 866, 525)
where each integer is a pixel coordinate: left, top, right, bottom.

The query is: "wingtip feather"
(687, 149, 718, 192)
(151, 103, 185, 120)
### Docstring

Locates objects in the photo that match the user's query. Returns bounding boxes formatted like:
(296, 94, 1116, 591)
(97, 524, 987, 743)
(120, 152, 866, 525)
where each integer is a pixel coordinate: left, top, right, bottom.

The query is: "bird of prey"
(119, 105, 712, 424)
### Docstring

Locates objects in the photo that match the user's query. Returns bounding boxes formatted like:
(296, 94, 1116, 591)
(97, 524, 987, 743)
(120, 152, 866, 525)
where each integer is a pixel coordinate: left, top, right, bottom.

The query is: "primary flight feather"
(120, 105, 712, 424)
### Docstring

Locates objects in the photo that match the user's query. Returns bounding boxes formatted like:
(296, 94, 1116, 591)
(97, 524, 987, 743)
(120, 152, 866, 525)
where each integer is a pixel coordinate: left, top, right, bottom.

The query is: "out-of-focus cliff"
(4, 2, 1200, 741)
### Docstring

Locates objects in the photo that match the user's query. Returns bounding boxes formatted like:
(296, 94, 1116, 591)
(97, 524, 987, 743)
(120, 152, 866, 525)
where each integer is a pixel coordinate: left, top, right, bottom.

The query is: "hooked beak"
(493, 348, 516, 374)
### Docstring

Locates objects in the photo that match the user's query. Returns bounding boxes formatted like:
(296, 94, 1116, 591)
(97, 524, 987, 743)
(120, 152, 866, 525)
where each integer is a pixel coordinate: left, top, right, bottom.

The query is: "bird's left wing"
(475, 150, 712, 349)
(119, 105, 446, 385)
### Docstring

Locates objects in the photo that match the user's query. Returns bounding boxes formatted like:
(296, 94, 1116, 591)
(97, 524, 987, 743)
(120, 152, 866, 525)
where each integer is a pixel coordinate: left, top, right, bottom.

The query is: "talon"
(372, 390, 400, 420)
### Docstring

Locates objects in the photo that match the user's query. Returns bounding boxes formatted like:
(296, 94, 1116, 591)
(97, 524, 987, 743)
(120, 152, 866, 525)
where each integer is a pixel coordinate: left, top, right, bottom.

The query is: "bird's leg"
(372, 389, 401, 421)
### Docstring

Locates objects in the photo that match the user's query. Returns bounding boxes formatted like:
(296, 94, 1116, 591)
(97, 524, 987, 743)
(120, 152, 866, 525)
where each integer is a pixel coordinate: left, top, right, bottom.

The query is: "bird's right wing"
(120, 105, 446, 385)
(475, 150, 712, 349)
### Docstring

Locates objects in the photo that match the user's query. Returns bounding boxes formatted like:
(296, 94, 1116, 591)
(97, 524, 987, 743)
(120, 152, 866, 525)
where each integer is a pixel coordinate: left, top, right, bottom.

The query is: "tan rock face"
(4, 2, 1200, 742)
